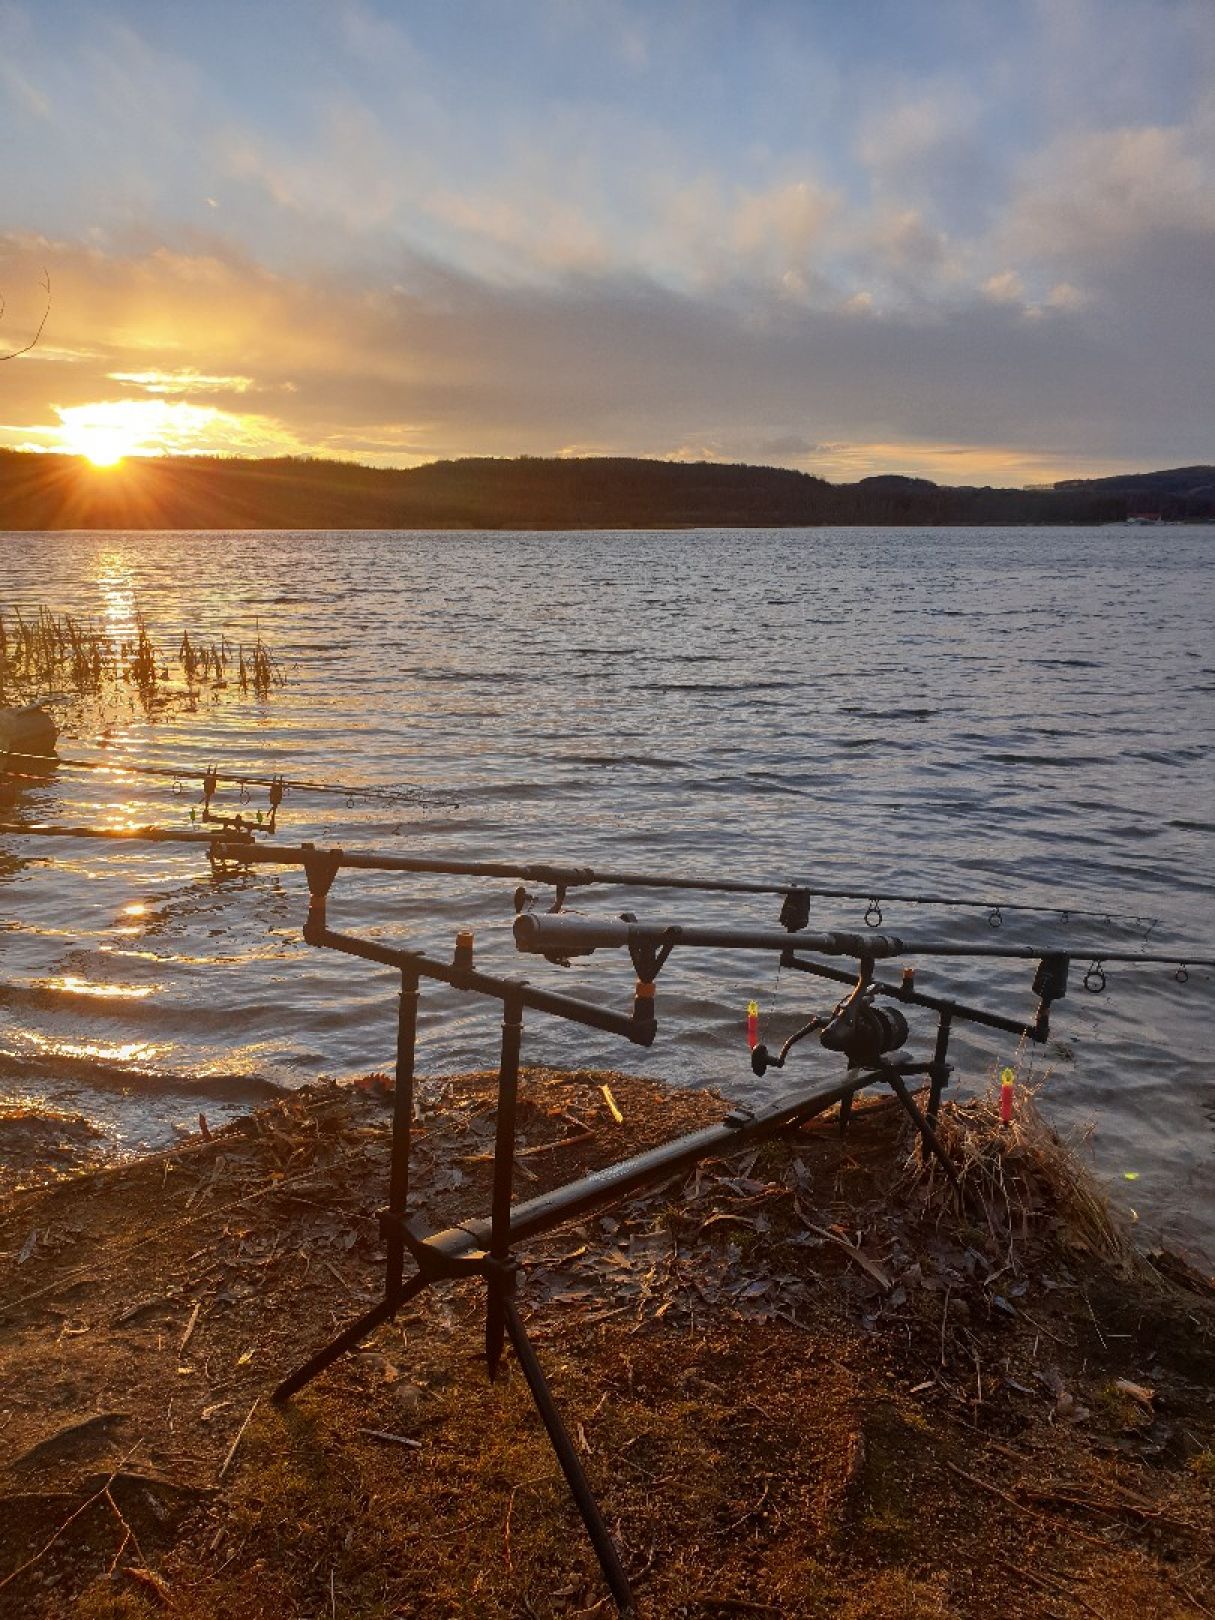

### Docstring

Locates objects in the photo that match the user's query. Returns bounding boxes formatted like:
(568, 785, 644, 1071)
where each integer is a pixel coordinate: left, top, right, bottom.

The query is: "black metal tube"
(0, 820, 1179, 934)
(385, 966, 420, 1298)
(503, 1299, 635, 1615)
(421, 1069, 881, 1264)
(271, 1281, 426, 1403)
(314, 927, 651, 1044)
(513, 911, 1214, 968)
(926, 1009, 953, 1128)
(490, 991, 524, 1261)
(486, 990, 524, 1378)
(881, 1065, 962, 1192)
(0, 823, 782, 895)
(783, 954, 1039, 1038)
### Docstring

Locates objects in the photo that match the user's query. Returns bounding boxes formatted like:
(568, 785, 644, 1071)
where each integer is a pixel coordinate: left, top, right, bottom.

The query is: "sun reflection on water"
(96, 554, 138, 641)
(19, 1031, 163, 1065)
(41, 974, 157, 1000)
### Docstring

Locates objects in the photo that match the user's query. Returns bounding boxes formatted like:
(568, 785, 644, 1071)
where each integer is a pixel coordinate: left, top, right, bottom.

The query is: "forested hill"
(1, 450, 1212, 529)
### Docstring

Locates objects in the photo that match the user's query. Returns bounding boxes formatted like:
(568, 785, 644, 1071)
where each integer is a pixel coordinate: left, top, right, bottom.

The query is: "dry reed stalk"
(903, 1065, 1138, 1275)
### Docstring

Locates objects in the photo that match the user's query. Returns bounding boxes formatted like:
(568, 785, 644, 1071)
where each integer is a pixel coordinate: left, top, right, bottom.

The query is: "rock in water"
(0, 704, 58, 759)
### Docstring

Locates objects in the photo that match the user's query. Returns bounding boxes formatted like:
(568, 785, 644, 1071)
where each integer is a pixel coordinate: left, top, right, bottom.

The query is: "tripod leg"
(503, 1298, 635, 1616)
(271, 1272, 428, 1404)
(882, 1067, 963, 1195)
(486, 989, 524, 1381)
(926, 1009, 953, 1129)
(838, 1086, 854, 1136)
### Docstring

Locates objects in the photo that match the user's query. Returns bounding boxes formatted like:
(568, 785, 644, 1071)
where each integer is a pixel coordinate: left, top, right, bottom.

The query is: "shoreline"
(1, 1069, 1211, 1617)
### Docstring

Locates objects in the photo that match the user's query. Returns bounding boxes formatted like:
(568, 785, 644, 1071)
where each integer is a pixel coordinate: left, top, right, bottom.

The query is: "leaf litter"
(0, 1066, 1211, 1618)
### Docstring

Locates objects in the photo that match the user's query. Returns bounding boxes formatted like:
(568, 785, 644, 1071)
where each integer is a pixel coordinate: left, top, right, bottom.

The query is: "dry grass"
(905, 1062, 1138, 1275)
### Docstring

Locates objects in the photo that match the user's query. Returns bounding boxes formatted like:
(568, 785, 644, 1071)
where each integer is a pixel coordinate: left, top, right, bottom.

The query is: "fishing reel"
(750, 970, 909, 1078)
(819, 989, 909, 1067)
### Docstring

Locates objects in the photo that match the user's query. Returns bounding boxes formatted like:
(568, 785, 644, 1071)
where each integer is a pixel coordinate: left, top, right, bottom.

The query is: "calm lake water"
(1, 527, 1212, 1261)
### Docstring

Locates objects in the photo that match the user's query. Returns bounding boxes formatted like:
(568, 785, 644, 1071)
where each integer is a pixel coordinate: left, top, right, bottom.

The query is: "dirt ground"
(0, 1068, 1212, 1619)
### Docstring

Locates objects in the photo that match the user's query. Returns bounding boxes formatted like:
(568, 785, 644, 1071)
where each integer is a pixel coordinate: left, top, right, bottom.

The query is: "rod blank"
(511, 910, 1215, 969)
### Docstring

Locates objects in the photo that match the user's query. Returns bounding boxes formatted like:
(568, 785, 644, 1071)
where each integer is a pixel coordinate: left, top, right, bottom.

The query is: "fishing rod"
(0, 747, 459, 812)
(0, 816, 1165, 934)
(510, 911, 1215, 971)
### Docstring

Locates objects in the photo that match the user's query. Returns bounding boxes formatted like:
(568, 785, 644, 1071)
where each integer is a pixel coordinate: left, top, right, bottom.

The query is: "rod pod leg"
(503, 1297, 635, 1615)
(273, 966, 428, 1405)
(271, 1275, 428, 1404)
(925, 1009, 953, 1129)
(882, 1067, 963, 1196)
(486, 989, 524, 1381)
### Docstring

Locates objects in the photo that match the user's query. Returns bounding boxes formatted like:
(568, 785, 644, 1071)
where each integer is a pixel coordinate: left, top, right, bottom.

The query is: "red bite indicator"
(747, 999, 760, 1051)
(999, 1066, 1015, 1124)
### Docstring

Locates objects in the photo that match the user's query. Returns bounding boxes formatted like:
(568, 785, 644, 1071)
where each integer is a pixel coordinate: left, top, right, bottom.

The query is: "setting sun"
(51, 398, 268, 464)
(80, 435, 127, 468)
(55, 401, 155, 466)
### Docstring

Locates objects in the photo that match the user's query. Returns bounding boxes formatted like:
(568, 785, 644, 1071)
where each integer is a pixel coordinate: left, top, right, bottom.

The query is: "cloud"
(1, 216, 1211, 482)
(1003, 123, 1215, 262)
(109, 369, 257, 395)
(982, 270, 1025, 305)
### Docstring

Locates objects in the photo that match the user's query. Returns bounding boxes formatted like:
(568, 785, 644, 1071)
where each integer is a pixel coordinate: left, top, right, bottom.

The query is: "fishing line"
(0, 747, 459, 813)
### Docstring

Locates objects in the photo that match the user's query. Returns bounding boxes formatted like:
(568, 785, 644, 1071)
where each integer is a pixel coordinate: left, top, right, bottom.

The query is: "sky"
(1, 0, 1213, 484)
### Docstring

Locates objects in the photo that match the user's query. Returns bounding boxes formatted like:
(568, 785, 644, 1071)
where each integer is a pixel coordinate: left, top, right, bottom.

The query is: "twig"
(1081, 1289, 1108, 1350)
(1024, 1486, 1200, 1536)
(462, 1130, 595, 1163)
(104, 1485, 148, 1575)
(804, 1224, 891, 1290)
(358, 1429, 421, 1449)
(0, 1442, 142, 1591)
(700, 1600, 784, 1615)
(503, 1474, 548, 1575)
(178, 1298, 202, 1355)
(322, 1258, 358, 1297)
(942, 1462, 1112, 1550)
(218, 1397, 260, 1482)
(994, 1557, 1104, 1620)
(1167, 1573, 1215, 1619)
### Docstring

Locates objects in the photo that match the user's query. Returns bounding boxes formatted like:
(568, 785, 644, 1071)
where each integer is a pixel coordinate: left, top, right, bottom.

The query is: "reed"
(0, 605, 285, 712)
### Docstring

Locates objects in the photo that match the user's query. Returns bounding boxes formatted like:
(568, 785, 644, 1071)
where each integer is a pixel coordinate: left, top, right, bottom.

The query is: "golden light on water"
(19, 1031, 162, 1066)
(122, 902, 149, 916)
(43, 974, 157, 1001)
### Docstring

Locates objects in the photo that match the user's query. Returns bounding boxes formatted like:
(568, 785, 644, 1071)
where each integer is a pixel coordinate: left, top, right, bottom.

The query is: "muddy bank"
(0, 1069, 1212, 1618)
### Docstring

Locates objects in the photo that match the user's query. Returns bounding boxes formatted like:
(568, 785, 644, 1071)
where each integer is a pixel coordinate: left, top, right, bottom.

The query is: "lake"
(1, 526, 1212, 1261)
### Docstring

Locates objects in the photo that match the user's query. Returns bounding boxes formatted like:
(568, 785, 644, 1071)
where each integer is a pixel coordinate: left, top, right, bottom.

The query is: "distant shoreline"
(2, 449, 1213, 531)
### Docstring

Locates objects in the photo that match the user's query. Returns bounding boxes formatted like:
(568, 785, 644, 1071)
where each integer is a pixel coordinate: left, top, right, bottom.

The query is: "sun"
(52, 396, 262, 464)
(56, 401, 156, 467)
(80, 433, 129, 468)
